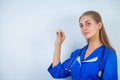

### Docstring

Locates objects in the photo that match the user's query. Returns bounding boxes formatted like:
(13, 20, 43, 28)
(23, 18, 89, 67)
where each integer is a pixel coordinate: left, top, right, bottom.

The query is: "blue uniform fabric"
(48, 45, 118, 80)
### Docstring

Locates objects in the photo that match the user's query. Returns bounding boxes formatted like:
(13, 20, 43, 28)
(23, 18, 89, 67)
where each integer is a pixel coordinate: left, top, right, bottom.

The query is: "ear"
(98, 22, 102, 29)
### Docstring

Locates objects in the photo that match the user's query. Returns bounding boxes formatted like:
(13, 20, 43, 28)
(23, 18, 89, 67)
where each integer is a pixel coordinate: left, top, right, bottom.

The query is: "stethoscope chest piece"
(98, 70, 102, 78)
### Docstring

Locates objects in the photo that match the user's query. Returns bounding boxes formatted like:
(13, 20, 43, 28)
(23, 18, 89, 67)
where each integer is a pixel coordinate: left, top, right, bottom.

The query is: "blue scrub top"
(48, 45, 118, 80)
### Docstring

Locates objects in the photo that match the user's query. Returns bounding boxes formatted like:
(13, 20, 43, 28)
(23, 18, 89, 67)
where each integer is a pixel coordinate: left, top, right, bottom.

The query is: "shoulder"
(104, 46, 117, 57)
(70, 45, 87, 58)
(103, 46, 117, 63)
(70, 49, 81, 58)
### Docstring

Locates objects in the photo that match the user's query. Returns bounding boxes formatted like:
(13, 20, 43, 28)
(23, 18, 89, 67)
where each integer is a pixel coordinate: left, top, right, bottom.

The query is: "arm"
(48, 49, 80, 78)
(52, 30, 65, 67)
(48, 30, 71, 78)
(102, 50, 118, 80)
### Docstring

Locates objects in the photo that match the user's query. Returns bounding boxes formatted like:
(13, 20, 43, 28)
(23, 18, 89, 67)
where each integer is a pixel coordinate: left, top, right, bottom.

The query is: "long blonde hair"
(79, 11, 116, 53)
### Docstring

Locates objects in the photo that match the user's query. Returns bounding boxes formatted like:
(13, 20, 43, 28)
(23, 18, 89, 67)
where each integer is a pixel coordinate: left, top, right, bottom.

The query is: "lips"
(83, 32, 89, 35)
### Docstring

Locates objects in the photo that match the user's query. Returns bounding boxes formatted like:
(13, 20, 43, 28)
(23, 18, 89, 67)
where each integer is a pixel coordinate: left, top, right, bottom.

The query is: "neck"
(88, 33, 103, 49)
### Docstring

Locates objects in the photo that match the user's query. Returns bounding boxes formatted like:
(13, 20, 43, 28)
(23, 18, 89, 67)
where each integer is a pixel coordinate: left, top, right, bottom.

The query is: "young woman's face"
(80, 15, 101, 39)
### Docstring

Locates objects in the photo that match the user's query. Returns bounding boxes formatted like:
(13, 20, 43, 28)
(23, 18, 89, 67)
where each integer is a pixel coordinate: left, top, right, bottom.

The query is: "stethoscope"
(65, 46, 105, 80)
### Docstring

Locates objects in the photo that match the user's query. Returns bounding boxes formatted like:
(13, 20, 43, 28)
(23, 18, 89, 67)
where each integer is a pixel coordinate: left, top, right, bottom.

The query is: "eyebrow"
(85, 20, 91, 23)
(80, 20, 91, 24)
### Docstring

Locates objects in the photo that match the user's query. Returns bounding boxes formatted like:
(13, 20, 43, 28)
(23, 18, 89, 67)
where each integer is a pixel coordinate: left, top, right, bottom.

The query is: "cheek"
(80, 28, 85, 35)
(90, 25, 98, 32)
(89, 27, 99, 37)
(80, 28, 83, 32)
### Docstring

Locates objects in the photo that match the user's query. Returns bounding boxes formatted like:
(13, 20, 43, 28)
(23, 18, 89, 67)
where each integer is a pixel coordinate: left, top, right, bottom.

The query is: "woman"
(47, 11, 118, 80)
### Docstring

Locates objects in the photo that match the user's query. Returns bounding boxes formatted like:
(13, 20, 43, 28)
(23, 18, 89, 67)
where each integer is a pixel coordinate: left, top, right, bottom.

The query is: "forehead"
(80, 15, 94, 23)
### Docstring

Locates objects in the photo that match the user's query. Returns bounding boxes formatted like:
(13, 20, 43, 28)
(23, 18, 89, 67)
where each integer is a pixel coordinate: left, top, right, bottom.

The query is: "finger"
(56, 30, 61, 35)
(56, 30, 65, 38)
(60, 30, 65, 37)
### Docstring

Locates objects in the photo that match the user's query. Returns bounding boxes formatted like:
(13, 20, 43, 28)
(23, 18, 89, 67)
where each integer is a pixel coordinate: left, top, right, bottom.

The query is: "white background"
(0, 0, 120, 80)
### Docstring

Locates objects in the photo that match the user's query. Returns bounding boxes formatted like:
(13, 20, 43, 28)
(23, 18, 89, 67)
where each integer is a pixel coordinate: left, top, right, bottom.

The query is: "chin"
(83, 33, 94, 40)
(84, 35, 91, 39)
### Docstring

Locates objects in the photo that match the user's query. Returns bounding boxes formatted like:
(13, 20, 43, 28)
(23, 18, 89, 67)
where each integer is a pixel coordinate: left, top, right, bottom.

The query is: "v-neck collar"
(80, 45, 104, 62)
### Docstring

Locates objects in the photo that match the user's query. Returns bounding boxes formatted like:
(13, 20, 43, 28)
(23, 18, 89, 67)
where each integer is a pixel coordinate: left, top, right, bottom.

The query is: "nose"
(82, 25, 87, 31)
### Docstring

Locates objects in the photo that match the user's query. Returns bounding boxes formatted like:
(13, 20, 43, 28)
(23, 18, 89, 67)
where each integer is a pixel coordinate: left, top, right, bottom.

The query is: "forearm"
(52, 44, 61, 67)
(52, 30, 65, 67)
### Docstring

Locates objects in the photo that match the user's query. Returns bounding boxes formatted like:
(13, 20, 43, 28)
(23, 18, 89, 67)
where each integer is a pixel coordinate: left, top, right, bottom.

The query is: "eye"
(80, 23, 83, 28)
(86, 22, 91, 26)
(80, 25, 83, 28)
